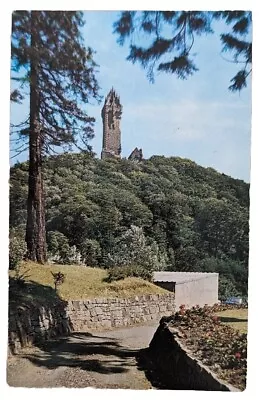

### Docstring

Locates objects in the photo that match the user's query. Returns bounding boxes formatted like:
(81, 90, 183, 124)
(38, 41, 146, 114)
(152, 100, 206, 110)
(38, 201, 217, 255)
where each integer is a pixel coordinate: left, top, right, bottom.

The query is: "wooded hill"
(10, 153, 249, 299)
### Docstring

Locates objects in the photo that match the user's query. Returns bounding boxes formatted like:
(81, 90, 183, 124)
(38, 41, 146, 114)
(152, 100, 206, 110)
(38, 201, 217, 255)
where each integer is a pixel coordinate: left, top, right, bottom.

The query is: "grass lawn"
(9, 262, 168, 301)
(215, 308, 248, 334)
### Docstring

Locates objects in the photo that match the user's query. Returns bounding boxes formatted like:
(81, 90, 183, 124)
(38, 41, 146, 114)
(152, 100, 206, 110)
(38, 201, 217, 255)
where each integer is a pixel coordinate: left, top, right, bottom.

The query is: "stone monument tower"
(101, 88, 122, 159)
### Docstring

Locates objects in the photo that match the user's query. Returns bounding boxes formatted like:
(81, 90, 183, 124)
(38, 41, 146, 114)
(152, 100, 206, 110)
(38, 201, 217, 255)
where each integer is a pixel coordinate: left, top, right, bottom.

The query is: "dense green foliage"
(106, 265, 152, 283)
(9, 227, 27, 270)
(10, 153, 249, 297)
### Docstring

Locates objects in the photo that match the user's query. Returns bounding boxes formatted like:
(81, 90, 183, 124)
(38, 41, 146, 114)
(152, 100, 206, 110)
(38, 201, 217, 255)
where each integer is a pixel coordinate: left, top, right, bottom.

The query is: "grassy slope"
(10, 262, 168, 301)
(216, 309, 248, 334)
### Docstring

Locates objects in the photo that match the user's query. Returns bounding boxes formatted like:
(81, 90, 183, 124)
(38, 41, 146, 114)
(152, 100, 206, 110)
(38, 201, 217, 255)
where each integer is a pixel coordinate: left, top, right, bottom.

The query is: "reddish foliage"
(169, 304, 247, 390)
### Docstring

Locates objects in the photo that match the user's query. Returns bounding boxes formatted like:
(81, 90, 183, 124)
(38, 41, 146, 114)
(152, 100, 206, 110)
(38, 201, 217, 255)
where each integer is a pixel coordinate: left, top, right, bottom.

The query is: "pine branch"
(10, 146, 29, 159)
(113, 10, 251, 91)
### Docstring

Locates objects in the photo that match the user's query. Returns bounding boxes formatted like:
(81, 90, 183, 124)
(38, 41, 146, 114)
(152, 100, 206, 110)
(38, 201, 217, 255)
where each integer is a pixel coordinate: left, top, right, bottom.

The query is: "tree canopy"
(10, 153, 249, 298)
(113, 11, 252, 91)
(11, 11, 100, 262)
(11, 11, 100, 154)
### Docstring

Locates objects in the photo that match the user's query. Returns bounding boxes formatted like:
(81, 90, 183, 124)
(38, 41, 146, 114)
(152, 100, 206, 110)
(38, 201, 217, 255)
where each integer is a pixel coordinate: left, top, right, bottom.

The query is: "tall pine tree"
(11, 11, 100, 263)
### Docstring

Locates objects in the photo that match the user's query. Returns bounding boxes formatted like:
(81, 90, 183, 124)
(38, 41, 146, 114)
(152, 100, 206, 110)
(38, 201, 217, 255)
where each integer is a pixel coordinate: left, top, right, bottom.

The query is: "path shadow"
(136, 347, 199, 390)
(21, 331, 139, 375)
(9, 279, 143, 377)
(9, 277, 68, 307)
(136, 348, 179, 390)
(219, 316, 248, 323)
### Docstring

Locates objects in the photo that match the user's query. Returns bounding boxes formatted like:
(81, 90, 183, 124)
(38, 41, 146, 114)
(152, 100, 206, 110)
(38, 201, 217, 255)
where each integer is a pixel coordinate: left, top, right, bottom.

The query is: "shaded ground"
(7, 323, 158, 389)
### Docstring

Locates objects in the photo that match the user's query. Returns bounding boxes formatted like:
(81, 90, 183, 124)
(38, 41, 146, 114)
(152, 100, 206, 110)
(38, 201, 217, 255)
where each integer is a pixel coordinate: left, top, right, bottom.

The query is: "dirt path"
(7, 323, 158, 389)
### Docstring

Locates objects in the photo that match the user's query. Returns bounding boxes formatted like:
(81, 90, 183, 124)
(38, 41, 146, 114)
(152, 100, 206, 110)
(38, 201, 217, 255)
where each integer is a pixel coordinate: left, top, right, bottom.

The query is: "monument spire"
(101, 88, 122, 159)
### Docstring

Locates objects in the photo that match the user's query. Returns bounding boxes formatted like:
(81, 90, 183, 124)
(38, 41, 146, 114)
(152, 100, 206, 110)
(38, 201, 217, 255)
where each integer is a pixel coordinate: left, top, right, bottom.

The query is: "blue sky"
(10, 11, 252, 182)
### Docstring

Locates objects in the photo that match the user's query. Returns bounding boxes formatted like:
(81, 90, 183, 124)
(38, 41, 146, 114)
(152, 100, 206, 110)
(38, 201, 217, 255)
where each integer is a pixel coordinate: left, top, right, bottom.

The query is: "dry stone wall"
(9, 293, 175, 354)
(67, 294, 175, 331)
(8, 301, 71, 355)
(142, 319, 240, 391)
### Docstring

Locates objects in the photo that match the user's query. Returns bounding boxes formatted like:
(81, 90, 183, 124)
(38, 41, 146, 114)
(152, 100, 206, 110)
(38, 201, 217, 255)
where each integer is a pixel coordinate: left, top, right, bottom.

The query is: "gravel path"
(7, 323, 158, 389)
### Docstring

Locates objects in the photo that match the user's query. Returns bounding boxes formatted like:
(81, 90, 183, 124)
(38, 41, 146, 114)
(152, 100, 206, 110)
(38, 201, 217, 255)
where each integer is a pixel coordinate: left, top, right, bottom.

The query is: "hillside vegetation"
(9, 262, 167, 300)
(10, 153, 249, 299)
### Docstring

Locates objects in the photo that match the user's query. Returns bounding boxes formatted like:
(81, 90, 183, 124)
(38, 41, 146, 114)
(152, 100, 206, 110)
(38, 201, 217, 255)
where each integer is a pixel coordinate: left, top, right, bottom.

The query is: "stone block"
(100, 320, 111, 328)
(90, 309, 97, 317)
(71, 301, 81, 310)
(95, 307, 103, 315)
(111, 310, 123, 318)
(82, 310, 91, 317)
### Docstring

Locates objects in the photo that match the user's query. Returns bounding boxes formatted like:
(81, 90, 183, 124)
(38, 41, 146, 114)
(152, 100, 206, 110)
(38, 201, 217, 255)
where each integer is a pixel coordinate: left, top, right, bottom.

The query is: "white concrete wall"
(174, 274, 219, 309)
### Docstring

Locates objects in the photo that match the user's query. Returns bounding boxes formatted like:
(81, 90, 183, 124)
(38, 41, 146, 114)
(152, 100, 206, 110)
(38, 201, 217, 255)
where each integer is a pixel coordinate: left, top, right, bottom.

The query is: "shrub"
(80, 239, 102, 266)
(51, 271, 66, 292)
(47, 231, 82, 264)
(47, 231, 71, 263)
(106, 265, 152, 282)
(9, 227, 27, 270)
(219, 275, 240, 301)
(105, 225, 167, 273)
(68, 245, 82, 265)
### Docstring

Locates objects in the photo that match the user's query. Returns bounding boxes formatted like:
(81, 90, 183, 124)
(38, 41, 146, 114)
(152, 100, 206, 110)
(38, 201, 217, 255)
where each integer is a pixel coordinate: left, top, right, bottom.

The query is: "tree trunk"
(25, 11, 47, 263)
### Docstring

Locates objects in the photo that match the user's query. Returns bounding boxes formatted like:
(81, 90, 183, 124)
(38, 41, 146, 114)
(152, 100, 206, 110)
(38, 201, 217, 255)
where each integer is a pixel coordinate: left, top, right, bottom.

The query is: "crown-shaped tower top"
(104, 87, 121, 107)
